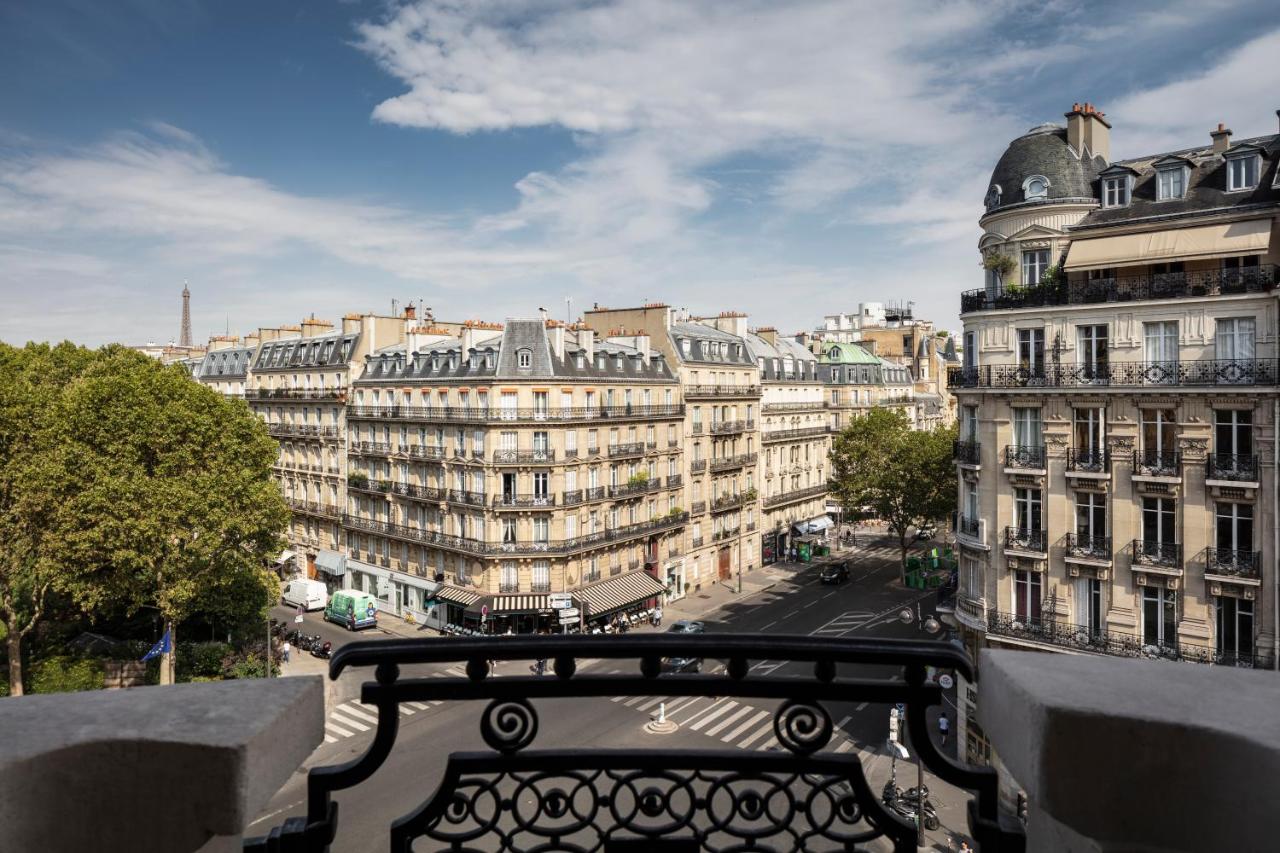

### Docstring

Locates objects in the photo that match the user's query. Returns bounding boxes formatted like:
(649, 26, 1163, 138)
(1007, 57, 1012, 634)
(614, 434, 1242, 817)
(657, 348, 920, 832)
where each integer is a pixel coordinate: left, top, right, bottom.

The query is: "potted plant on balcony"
(377, 479, 392, 492)
(348, 472, 369, 489)
(667, 506, 684, 519)
(982, 253, 1018, 294)
(744, 487, 758, 501)
(628, 470, 650, 487)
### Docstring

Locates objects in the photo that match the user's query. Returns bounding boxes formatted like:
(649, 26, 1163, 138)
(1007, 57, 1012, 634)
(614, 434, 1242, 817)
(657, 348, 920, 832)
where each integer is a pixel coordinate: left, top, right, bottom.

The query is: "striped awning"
(314, 550, 346, 576)
(577, 571, 667, 620)
(435, 585, 483, 607)
(489, 593, 552, 614)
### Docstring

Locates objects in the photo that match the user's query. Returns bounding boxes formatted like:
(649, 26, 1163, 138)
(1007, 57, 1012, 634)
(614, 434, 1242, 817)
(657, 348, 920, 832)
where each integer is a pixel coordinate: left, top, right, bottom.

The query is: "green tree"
(0, 342, 96, 696)
(828, 408, 957, 580)
(56, 347, 288, 684)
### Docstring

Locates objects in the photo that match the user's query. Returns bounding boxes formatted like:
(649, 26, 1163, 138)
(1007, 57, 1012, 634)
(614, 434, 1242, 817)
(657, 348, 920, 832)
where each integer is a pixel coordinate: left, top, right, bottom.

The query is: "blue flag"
(140, 629, 172, 662)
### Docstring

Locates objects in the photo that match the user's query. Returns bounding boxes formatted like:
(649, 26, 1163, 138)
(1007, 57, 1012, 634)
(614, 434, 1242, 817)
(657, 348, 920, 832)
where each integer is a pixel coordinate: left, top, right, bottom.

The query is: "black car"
(819, 562, 851, 584)
(664, 620, 705, 672)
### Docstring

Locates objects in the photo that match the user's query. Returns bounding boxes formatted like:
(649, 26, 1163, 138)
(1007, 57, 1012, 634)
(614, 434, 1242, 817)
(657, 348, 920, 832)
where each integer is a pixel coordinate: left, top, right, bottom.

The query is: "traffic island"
(644, 701, 680, 734)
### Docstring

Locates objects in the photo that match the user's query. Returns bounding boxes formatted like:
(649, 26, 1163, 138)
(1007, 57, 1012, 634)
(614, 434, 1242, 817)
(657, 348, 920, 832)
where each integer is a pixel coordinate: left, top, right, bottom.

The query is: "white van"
(282, 578, 328, 612)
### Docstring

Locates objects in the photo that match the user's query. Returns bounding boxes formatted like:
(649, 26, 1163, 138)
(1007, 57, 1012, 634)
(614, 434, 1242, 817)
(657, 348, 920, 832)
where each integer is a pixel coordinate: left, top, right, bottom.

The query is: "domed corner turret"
(983, 107, 1110, 216)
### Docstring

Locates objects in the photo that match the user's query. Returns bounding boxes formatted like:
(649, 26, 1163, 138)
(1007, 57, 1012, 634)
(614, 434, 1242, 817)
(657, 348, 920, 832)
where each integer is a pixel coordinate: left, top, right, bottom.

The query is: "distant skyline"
(3, 0, 1279, 346)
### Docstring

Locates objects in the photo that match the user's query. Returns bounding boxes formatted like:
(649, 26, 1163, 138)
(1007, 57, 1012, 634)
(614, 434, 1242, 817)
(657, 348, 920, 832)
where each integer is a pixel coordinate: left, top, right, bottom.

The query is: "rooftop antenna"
(566, 297, 573, 326)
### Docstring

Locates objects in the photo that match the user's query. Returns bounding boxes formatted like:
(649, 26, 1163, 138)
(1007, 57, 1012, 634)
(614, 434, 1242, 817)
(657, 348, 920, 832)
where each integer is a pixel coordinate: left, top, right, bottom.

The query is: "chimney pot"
(1210, 122, 1233, 153)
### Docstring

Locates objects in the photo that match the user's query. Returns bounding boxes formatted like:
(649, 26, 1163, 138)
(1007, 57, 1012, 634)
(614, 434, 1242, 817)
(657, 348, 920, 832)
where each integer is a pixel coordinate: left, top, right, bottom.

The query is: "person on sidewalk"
(653, 607, 663, 628)
(938, 711, 950, 746)
(282, 640, 291, 664)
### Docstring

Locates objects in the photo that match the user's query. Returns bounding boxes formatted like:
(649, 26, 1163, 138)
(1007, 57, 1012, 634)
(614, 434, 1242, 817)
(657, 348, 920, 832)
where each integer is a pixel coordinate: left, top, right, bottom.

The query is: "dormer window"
(1226, 151, 1260, 192)
(1157, 165, 1187, 200)
(1102, 175, 1130, 208)
(517, 348, 532, 369)
(679, 338, 690, 357)
(1022, 175, 1049, 200)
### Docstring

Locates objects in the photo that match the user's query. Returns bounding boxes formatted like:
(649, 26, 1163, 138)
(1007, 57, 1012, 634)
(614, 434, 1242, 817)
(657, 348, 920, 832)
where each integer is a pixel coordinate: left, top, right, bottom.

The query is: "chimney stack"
(579, 327, 595, 362)
(300, 315, 334, 338)
(549, 323, 566, 360)
(1065, 102, 1112, 164)
(404, 301, 417, 320)
(1210, 122, 1233, 154)
(341, 313, 362, 335)
(633, 331, 650, 358)
(460, 321, 478, 356)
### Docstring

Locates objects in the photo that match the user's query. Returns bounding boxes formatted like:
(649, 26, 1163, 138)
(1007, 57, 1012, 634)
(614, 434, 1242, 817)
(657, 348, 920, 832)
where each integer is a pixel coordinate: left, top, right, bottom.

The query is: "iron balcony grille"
(1131, 539, 1182, 569)
(691, 536, 704, 547)
(492, 449, 557, 464)
(712, 493, 750, 511)
(949, 358, 1280, 390)
(762, 484, 827, 509)
(690, 459, 707, 473)
(1004, 527, 1046, 553)
(1133, 449, 1180, 477)
(710, 454, 755, 472)
(399, 444, 446, 460)
(446, 490, 487, 507)
(668, 474, 683, 488)
(684, 384, 762, 398)
(351, 440, 393, 456)
(246, 634, 1023, 852)
(1205, 547, 1261, 579)
(709, 419, 754, 434)
(959, 264, 1279, 314)
(266, 423, 339, 438)
(1207, 453, 1258, 482)
(762, 426, 830, 443)
(390, 482, 445, 502)
(985, 610, 1273, 669)
(1065, 533, 1111, 561)
(1067, 447, 1109, 473)
(691, 501, 707, 515)
(952, 440, 980, 465)
(607, 442, 645, 458)
(246, 387, 346, 400)
(1003, 444, 1045, 469)
(348, 477, 392, 494)
(957, 516, 980, 539)
(345, 404, 686, 422)
(287, 500, 342, 519)
(498, 582, 519, 593)
(492, 494, 555, 508)
(762, 401, 827, 412)
(530, 581, 551, 593)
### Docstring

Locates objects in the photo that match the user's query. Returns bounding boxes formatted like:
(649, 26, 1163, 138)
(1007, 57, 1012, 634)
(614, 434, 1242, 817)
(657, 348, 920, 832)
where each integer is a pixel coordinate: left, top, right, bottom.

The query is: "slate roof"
(985, 124, 1106, 213)
(1074, 133, 1280, 229)
(742, 332, 818, 382)
(818, 343, 879, 365)
(198, 346, 253, 380)
(254, 332, 359, 372)
(667, 322, 754, 366)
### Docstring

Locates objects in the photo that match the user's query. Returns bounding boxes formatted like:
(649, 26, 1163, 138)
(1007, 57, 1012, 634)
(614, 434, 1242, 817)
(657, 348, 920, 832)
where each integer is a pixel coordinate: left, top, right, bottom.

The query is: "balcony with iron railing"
(762, 484, 826, 509)
(709, 419, 754, 435)
(709, 453, 754, 473)
(761, 425, 829, 443)
(1066, 447, 1109, 474)
(956, 516, 981, 541)
(267, 422, 340, 439)
(607, 442, 645, 459)
(346, 404, 686, 423)
(952, 440, 980, 466)
(959, 263, 1279, 314)
(949, 357, 1280, 390)
(1003, 444, 1045, 471)
(762, 400, 827, 412)
(492, 449, 556, 465)
(1003, 527, 1046, 554)
(1064, 533, 1111, 562)
(1131, 539, 1182, 571)
(1204, 547, 1262, 580)
(246, 386, 346, 400)
(1132, 449, 1180, 478)
(492, 493, 555, 509)
(1206, 453, 1259, 484)
(350, 440, 393, 457)
(608, 478, 663, 499)
(690, 458, 707, 473)
(390, 481, 445, 502)
(397, 443, 446, 460)
(711, 492, 751, 512)
(684, 384, 762, 398)
(287, 499, 343, 519)
(690, 501, 707, 515)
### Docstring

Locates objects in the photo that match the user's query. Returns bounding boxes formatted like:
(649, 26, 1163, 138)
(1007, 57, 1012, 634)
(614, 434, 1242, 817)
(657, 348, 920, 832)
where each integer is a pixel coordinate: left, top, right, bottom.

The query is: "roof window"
(1226, 149, 1261, 192)
(1102, 175, 1130, 208)
(1156, 164, 1188, 200)
(1022, 175, 1049, 200)
(517, 348, 532, 369)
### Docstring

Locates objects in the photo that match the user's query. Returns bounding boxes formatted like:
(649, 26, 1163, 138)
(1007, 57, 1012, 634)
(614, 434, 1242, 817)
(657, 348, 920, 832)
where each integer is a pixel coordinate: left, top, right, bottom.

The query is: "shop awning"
(1064, 219, 1272, 270)
(435, 585, 483, 607)
(314, 550, 346, 576)
(794, 516, 833, 534)
(274, 549, 296, 565)
(490, 593, 553, 614)
(576, 570, 666, 620)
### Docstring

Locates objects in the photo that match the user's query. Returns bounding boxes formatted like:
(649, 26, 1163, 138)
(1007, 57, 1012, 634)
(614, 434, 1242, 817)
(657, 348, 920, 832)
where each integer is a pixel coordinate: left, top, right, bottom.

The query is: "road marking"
(637, 696, 667, 711)
(446, 667, 468, 677)
(623, 696, 646, 707)
(761, 736, 780, 750)
(785, 609, 800, 618)
(737, 722, 774, 749)
(856, 701, 869, 712)
(801, 600, 816, 609)
(328, 712, 369, 732)
(671, 697, 723, 724)
(706, 705, 754, 736)
(341, 704, 380, 724)
(724, 710, 770, 743)
(408, 701, 430, 711)
(324, 721, 354, 738)
(610, 695, 627, 703)
(690, 700, 739, 731)
(664, 696, 702, 715)
(761, 620, 778, 630)
(398, 706, 415, 716)
(834, 740, 857, 754)
(324, 734, 337, 744)
(834, 715, 852, 732)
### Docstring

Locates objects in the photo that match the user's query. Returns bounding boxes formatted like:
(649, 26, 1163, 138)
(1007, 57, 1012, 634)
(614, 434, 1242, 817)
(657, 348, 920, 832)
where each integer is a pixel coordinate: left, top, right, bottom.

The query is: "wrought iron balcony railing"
(1003, 444, 1045, 469)
(710, 419, 754, 434)
(492, 493, 555, 508)
(691, 501, 707, 515)
(711, 493, 750, 511)
(346, 404, 686, 423)
(959, 264, 1279, 314)
(246, 387, 346, 400)
(246, 634, 1023, 852)
(709, 453, 755, 472)
(949, 358, 1280, 390)
(1133, 449, 1180, 477)
(1207, 453, 1259, 482)
(390, 482, 445, 502)
(762, 484, 827, 509)
(762, 401, 827, 412)
(607, 442, 645, 458)
(1004, 527, 1046, 553)
(492, 449, 556, 464)
(952, 440, 980, 465)
(266, 422, 340, 439)
(608, 479, 662, 499)
(1067, 447, 1108, 473)
(351, 440, 393, 456)
(986, 610, 1273, 669)
(761, 426, 830, 443)
(1065, 533, 1111, 561)
(1204, 547, 1261, 579)
(684, 384, 762, 398)
(398, 443, 446, 460)
(1132, 539, 1182, 569)
(690, 458, 707, 473)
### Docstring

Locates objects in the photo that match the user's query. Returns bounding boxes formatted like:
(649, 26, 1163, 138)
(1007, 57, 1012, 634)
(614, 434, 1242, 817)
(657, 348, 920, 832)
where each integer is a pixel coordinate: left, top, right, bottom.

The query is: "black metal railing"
(246, 635, 1023, 852)
(952, 440, 980, 465)
(1207, 453, 1259, 482)
(351, 440, 393, 456)
(1133, 449, 1180, 477)
(691, 501, 707, 515)
(287, 500, 343, 519)
(1004, 527, 1046, 553)
(492, 494, 555, 508)
(1204, 547, 1261, 579)
(246, 387, 346, 400)
(1064, 533, 1111, 561)
(960, 264, 1279, 314)
(1003, 444, 1045, 469)
(949, 357, 1280, 389)
(763, 401, 827, 412)
(691, 459, 707, 473)
(1131, 539, 1182, 569)
(607, 442, 645, 458)
(608, 479, 660, 499)
(530, 581, 551, 593)
(712, 493, 751, 512)
(710, 419, 754, 434)
(390, 482, 445, 502)
(399, 444, 446, 460)
(346, 404, 686, 423)
(762, 426, 830, 443)
(710, 453, 755, 472)
(266, 422, 340, 439)
(1067, 447, 1108, 473)
(492, 449, 556, 464)
(684, 384, 762, 398)
(762, 484, 826, 509)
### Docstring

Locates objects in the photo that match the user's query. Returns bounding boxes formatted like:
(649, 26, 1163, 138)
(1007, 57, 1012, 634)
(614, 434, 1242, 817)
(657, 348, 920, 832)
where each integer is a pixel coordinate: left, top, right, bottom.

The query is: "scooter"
(881, 780, 940, 831)
(310, 640, 332, 659)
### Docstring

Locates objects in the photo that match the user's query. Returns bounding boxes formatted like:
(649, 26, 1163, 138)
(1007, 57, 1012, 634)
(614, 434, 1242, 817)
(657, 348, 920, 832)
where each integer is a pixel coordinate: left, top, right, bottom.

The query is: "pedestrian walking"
(282, 641, 291, 664)
(653, 607, 663, 628)
(938, 711, 950, 746)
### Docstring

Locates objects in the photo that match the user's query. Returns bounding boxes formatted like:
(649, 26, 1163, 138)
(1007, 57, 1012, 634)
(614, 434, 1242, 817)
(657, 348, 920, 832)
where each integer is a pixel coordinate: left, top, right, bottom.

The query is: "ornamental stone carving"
(1106, 435, 1135, 451)
(1178, 436, 1208, 461)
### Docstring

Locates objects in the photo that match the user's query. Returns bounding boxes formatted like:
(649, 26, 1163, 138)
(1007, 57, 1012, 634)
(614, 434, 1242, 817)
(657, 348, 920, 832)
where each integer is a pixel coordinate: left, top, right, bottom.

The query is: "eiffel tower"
(180, 281, 192, 347)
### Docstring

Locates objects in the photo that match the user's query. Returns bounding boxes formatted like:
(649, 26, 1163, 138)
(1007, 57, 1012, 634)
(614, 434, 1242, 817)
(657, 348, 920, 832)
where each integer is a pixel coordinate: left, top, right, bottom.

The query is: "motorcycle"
(310, 640, 332, 659)
(881, 780, 940, 831)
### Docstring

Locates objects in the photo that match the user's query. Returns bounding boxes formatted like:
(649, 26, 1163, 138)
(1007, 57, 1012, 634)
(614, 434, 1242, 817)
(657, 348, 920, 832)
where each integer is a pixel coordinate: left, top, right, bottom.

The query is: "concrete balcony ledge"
(978, 649, 1280, 853)
(0, 676, 324, 853)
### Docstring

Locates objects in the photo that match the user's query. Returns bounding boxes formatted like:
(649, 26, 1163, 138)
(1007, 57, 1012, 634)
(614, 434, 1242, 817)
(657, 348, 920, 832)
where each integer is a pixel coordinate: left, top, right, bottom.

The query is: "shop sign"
(558, 607, 580, 620)
(548, 593, 574, 610)
(559, 613, 580, 626)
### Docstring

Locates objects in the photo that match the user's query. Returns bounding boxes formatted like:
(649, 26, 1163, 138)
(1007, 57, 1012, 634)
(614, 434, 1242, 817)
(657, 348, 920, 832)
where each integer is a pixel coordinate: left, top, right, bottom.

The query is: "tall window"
(531, 560, 550, 590)
(1012, 407, 1042, 450)
(961, 555, 981, 599)
(1074, 577, 1102, 637)
(1077, 324, 1108, 380)
(532, 471, 548, 502)
(502, 518, 517, 545)
(500, 430, 517, 451)
(1140, 409, 1177, 460)
(1102, 176, 1129, 207)
(1017, 328, 1045, 376)
(1141, 497, 1176, 546)
(533, 391, 548, 419)
(1073, 406, 1105, 460)
(1143, 321, 1179, 383)
(1014, 487, 1042, 532)
(1214, 409, 1253, 472)
(1215, 502, 1253, 554)
(1013, 570, 1041, 623)
(963, 331, 978, 371)
(961, 406, 978, 443)
(1216, 597, 1254, 663)
(1075, 492, 1106, 541)
(1226, 155, 1259, 191)
(1215, 318, 1255, 379)
(532, 430, 549, 455)
(1021, 249, 1050, 285)
(1141, 587, 1177, 647)
(1156, 167, 1186, 200)
(500, 392, 518, 420)
(501, 561, 518, 590)
(963, 481, 978, 524)
(532, 517, 550, 545)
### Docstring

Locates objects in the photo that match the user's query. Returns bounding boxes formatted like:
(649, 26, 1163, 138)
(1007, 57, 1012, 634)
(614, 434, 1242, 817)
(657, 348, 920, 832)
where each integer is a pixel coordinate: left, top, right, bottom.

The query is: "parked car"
(664, 620, 705, 673)
(914, 525, 937, 541)
(323, 589, 379, 631)
(282, 578, 328, 611)
(819, 562, 851, 584)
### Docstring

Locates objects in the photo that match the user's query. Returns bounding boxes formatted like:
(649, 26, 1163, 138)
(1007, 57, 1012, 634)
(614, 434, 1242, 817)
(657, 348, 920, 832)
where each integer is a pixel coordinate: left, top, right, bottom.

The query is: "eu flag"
(140, 629, 172, 663)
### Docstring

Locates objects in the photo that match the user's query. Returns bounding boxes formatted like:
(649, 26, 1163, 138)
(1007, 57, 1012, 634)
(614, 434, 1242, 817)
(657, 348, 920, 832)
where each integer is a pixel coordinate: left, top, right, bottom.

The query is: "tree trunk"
(898, 533, 910, 585)
(6, 630, 23, 697)
(159, 619, 176, 685)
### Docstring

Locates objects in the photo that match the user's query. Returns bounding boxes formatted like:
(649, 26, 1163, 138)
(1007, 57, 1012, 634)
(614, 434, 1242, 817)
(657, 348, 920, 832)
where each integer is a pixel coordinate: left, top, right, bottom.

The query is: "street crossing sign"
(548, 593, 573, 610)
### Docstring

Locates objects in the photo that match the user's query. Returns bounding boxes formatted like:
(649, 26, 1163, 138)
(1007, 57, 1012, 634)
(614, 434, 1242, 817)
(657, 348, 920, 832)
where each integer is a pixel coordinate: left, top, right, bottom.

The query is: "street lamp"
(899, 603, 942, 636)
(897, 603, 941, 848)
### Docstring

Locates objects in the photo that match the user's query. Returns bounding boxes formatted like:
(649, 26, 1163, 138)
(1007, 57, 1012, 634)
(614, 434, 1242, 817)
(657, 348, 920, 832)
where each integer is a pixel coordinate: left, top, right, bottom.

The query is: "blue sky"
(3, 0, 1279, 346)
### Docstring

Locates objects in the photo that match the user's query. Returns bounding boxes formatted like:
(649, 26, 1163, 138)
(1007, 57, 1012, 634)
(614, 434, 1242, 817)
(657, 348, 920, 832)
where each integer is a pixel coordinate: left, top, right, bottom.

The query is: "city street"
(252, 533, 967, 850)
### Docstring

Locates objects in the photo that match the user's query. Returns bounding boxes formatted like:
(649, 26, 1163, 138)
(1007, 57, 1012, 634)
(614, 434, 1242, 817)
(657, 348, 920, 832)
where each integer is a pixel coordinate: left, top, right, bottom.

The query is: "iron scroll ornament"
(244, 634, 1026, 852)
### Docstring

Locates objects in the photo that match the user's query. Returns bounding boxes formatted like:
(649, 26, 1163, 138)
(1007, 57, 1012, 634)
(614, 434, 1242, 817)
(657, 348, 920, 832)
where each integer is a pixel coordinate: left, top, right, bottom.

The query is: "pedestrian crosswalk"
(322, 664, 468, 743)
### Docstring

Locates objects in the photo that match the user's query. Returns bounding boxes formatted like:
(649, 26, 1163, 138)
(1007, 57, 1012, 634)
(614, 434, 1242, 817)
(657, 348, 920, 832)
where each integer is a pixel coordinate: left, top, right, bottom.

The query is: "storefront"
(795, 516, 834, 538)
(761, 530, 779, 566)
(433, 585, 484, 633)
(663, 560, 686, 603)
(313, 550, 347, 593)
(576, 570, 668, 630)
(466, 593, 562, 635)
(273, 549, 297, 578)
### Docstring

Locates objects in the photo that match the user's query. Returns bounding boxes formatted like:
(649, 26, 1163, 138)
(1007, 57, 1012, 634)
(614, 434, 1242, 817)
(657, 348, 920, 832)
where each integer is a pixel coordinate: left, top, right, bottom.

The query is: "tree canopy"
(828, 408, 956, 578)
